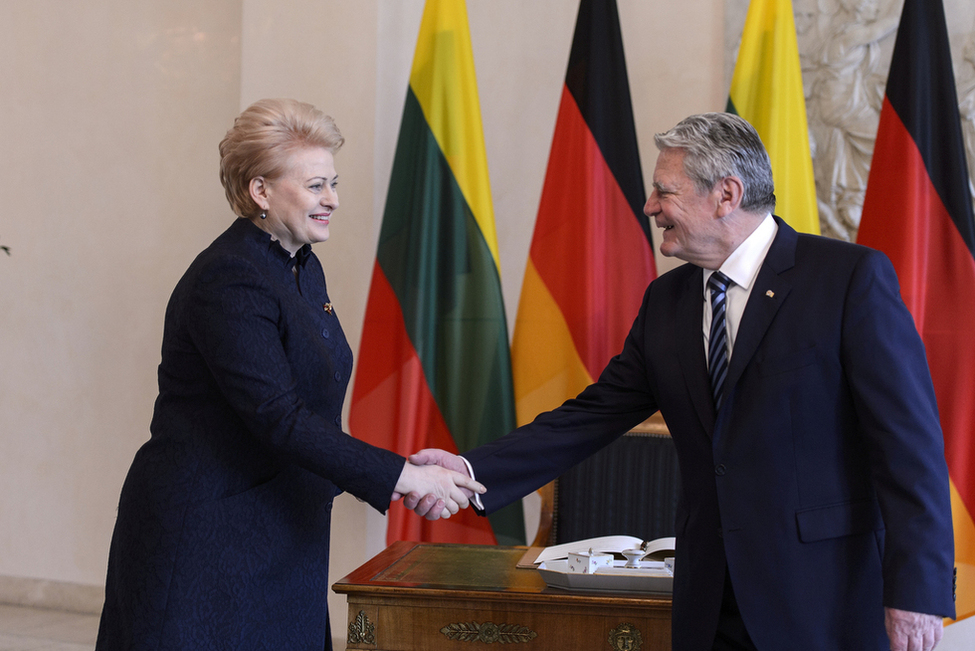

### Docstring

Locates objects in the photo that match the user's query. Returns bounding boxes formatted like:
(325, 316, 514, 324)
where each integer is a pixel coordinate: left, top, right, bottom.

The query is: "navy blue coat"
(465, 219, 955, 650)
(97, 218, 405, 650)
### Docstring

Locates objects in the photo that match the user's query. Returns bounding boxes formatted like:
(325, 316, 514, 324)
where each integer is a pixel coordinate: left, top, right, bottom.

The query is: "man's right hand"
(393, 457, 484, 520)
(398, 449, 473, 518)
(408, 448, 470, 475)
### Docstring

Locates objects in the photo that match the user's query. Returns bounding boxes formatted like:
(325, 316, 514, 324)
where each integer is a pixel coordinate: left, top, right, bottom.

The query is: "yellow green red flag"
(350, 0, 523, 546)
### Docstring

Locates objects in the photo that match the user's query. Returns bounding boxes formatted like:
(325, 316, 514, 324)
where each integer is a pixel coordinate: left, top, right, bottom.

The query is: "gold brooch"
(323, 303, 333, 314)
(765, 290, 775, 298)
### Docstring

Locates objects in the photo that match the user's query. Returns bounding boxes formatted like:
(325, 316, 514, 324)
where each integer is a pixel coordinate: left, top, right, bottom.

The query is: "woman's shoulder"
(197, 219, 270, 268)
(173, 220, 272, 295)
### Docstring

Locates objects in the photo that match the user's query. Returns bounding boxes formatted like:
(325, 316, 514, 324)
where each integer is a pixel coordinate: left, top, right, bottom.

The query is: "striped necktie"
(708, 271, 732, 410)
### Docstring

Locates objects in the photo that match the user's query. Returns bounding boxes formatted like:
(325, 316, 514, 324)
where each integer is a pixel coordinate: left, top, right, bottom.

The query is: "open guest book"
(520, 535, 677, 594)
(518, 535, 676, 567)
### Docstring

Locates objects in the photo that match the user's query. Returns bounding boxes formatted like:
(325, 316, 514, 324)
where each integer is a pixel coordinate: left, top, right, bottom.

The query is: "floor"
(0, 605, 98, 651)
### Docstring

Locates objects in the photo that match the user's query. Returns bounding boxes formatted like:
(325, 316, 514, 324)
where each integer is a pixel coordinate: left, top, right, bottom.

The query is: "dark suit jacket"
(97, 218, 405, 650)
(465, 218, 955, 650)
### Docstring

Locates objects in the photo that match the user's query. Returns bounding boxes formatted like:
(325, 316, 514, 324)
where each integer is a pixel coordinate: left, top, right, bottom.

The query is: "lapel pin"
(765, 290, 775, 298)
(323, 302, 333, 314)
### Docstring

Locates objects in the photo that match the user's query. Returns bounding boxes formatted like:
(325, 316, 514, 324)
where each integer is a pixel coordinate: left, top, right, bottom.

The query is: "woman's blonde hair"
(219, 98, 344, 218)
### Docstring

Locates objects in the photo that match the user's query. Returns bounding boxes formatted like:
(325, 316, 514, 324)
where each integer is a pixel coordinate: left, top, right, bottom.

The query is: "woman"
(96, 99, 481, 650)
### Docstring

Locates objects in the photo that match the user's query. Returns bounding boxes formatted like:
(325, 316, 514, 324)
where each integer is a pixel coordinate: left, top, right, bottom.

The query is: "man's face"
(645, 148, 724, 266)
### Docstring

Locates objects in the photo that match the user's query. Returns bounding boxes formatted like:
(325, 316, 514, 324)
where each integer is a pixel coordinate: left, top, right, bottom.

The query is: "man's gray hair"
(654, 113, 776, 215)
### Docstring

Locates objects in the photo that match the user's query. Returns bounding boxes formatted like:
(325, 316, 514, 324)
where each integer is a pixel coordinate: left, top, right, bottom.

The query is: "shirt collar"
(706, 213, 777, 291)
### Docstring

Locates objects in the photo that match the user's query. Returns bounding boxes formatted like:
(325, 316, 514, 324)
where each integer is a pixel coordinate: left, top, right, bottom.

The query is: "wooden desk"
(333, 541, 671, 651)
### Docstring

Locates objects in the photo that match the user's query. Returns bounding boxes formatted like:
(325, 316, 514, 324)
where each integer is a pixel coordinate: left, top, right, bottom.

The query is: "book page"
(534, 535, 651, 564)
(641, 536, 677, 560)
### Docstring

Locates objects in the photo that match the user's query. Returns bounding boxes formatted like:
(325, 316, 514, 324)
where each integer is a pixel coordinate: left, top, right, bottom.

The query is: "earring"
(260, 210, 267, 220)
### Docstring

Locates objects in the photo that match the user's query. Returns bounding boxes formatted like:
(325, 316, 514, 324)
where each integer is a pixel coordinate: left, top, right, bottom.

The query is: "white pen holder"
(567, 549, 614, 574)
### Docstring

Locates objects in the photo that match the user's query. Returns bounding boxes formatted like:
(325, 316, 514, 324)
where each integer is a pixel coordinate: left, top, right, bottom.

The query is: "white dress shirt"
(703, 214, 777, 363)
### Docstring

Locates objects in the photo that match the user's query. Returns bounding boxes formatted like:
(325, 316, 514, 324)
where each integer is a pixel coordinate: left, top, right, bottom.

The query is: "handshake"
(392, 449, 481, 521)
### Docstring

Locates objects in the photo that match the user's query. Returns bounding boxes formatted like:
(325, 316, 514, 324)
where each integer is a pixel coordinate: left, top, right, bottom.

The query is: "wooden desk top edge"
(332, 541, 672, 607)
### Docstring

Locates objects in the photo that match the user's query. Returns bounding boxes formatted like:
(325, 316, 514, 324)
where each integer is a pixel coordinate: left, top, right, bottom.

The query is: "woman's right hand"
(393, 459, 486, 520)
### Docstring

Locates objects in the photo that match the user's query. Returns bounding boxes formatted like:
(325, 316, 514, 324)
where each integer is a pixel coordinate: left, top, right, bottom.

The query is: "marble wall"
(727, 0, 975, 241)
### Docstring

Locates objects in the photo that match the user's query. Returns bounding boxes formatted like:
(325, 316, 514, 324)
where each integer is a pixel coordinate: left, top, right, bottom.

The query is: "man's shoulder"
(772, 216, 880, 260)
(791, 229, 886, 266)
(783, 230, 899, 293)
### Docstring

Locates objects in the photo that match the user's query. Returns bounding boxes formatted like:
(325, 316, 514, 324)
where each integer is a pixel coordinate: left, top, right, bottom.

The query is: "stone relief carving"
(804, 0, 898, 240)
(725, 0, 975, 242)
(960, 20, 975, 205)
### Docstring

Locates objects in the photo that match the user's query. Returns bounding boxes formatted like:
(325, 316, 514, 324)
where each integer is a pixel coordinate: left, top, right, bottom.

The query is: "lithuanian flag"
(727, 0, 819, 234)
(857, 0, 974, 623)
(350, 0, 524, 546)
(512, 0, 656, 428)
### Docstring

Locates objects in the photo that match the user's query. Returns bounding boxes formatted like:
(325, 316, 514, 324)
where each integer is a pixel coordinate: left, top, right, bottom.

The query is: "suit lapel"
(675, 266, 715, 433)
(725, 218, 797, 396)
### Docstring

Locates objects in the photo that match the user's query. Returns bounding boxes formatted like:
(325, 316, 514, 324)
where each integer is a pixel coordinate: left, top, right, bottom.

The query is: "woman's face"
(253, 146, 338, 255)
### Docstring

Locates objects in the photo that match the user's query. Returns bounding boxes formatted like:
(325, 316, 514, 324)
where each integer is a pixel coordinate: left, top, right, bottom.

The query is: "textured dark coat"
(97, 218, 404, 650)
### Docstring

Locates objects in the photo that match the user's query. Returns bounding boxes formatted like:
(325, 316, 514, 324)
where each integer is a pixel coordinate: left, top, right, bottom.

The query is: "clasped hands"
(392, 449, 474, 521)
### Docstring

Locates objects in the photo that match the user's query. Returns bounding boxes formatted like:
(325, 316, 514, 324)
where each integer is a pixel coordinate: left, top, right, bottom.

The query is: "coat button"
(715, 464, 727, 476)
(334, 415, 342, 426)
(322, 328, 330, 339)
(334, 371, 342, 381)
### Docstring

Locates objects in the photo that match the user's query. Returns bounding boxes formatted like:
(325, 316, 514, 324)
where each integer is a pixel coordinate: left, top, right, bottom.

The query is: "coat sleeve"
(184, 253, 405, 513)
(842, 249, 955, 618)
(465, 281, 660, 514)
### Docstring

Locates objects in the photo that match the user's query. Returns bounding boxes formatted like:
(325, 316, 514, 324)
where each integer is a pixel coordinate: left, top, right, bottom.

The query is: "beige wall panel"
(0, 0, 242, 586)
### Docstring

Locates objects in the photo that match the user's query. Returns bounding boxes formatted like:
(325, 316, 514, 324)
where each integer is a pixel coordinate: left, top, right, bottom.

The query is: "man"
(409, 113, 955, 650)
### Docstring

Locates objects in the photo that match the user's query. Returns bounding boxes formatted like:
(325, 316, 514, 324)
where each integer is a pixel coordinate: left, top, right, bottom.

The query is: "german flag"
(856, 0, 975, 622)
(511, 0, 656, 429)
(350, 0, 524, 546)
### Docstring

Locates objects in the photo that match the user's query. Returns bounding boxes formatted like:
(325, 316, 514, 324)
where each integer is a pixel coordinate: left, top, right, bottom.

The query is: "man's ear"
(249, 176, 270, 210)
(715, 176, 744, 217)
